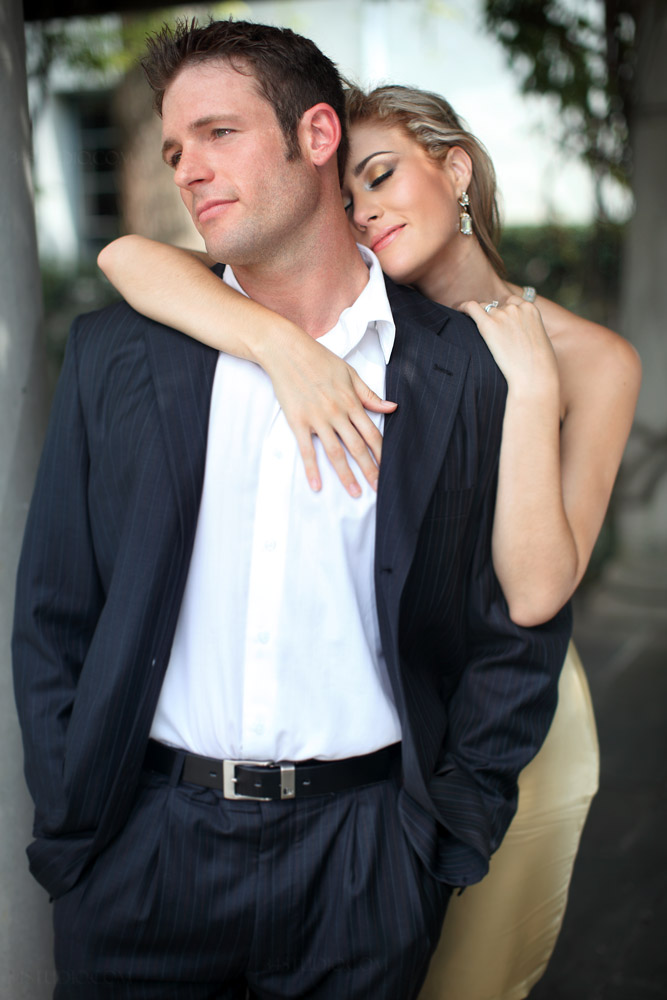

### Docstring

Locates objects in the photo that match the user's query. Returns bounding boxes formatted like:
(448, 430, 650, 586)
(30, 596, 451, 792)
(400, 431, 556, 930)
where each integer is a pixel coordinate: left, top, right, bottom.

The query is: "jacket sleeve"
(426, 352, 572, 880)
(12, 318, 105, 839)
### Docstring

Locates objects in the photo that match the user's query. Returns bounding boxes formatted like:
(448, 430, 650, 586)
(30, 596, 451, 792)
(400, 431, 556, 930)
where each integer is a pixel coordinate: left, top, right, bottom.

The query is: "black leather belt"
(144, 739, 400, 801)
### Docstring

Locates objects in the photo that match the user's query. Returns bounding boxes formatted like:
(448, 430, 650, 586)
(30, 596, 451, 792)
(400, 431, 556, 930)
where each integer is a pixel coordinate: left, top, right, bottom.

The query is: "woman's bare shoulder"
(509, 282, 641, 377)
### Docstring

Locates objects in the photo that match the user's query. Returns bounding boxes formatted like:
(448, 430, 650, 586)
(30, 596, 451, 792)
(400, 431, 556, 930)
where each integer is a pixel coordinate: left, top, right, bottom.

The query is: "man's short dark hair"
(143, 18, 349, 181)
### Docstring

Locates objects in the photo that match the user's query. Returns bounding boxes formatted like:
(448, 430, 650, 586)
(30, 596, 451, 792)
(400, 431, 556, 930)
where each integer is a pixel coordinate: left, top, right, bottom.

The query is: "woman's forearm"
(98, 235, 297, 363)
(97, 236, 396, 496)
(465, 296, 641, 627)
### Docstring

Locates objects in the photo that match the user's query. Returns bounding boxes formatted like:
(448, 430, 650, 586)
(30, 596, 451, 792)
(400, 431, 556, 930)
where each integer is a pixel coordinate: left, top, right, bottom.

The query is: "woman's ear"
(444, 145, 473, 192)
(299, 103, 342, 168)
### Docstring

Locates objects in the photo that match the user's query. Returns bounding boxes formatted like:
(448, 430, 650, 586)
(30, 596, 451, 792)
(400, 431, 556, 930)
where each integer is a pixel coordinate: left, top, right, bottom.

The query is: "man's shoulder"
(69, 298, 210, 366)
(384, 275, 478, 337)
(71, 298, 152, 341)
(383, 276, 496, 368)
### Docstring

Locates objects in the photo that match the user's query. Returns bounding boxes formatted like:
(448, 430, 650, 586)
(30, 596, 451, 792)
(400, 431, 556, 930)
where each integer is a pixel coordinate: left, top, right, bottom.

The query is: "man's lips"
(371, 225, 405, 254)
(196, 199, 236, 223)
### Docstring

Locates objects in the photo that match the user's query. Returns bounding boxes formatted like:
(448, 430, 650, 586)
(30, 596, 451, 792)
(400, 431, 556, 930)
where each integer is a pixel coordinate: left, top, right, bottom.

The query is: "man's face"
(161, 60, 319, 266)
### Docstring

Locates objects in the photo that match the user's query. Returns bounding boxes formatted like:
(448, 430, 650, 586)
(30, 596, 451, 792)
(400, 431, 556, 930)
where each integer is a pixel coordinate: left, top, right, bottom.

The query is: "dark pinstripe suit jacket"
(13, 276, 571, 899)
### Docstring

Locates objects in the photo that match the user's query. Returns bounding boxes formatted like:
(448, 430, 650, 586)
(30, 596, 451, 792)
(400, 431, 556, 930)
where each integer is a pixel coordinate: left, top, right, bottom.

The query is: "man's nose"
(173, 147, 214, 190)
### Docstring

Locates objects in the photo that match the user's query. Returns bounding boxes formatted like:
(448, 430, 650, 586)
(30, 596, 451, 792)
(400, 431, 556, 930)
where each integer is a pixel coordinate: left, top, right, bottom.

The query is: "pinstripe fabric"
(52, 772, 450, 998)
(13, 278, 570, 912)
(378, 279, 571, 887)
(13, 303, 218, 897)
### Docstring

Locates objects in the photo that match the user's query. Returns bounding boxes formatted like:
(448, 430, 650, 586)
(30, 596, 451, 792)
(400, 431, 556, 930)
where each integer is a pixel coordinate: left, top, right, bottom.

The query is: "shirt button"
(264, 539, 276, 552)
(257, 631, 270, 644)
(254, 722, 265, 735)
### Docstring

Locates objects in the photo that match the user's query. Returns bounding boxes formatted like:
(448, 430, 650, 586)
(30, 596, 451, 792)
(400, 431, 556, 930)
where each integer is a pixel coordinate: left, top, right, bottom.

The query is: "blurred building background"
(1, 1, 665, 996)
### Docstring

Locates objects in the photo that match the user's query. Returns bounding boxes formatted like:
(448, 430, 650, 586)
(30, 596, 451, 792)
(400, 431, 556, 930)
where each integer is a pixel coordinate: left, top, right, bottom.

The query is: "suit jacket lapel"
(143, 319, 219, 540)
(141, 276, 468, 606)
(377, 279, 470, 600)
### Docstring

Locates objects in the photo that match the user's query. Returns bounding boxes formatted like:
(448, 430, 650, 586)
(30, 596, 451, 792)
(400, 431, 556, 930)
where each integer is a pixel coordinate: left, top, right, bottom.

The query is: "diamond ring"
(484, 301, 500, 314)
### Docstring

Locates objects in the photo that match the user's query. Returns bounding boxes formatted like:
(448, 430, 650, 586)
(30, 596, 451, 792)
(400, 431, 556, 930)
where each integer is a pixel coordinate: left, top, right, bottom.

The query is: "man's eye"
(213, 128, 234, 138)
(169, 151, 181, 168)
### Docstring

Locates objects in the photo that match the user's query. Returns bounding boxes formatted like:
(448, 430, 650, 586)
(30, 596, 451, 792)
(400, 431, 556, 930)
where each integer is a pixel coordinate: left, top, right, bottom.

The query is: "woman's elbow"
(97, 235, 139, 279)
(499, 549, 580, 627)
(506, 589, 571, 628)
(97, 239, 120, 278)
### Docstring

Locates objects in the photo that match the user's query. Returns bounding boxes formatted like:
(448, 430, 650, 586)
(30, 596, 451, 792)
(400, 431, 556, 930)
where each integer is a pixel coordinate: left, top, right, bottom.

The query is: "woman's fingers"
(459, 297, 559, 390)
(338, 417, 381, 491)
(315, 426, 365, 497)
(269, 344, 397, 496)
(294, 431, 324, 494)
(349, 408, 385, 467)
(292, 404, 385, 497)
(351, 369, 398, 415)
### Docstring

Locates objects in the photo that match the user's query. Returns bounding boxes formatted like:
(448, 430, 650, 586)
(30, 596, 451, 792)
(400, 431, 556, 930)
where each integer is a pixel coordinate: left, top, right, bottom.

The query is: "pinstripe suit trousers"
(52, 768, 452, 999)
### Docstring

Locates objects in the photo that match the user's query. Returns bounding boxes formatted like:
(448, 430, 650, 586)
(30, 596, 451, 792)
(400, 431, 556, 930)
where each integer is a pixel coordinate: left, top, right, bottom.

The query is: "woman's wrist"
(504, 368, 560, 408)
(248, 312, 313, 371)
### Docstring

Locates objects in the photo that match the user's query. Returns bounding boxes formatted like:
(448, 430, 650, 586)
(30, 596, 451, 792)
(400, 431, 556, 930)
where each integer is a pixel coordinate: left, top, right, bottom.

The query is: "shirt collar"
(223, 245, 395, 365)
(333, 244, 395, 365)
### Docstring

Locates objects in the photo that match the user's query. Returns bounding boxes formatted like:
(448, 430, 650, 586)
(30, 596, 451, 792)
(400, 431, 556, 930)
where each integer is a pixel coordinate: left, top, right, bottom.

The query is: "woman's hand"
(460, 296, 560, 399)
(256, 324, 397, 497)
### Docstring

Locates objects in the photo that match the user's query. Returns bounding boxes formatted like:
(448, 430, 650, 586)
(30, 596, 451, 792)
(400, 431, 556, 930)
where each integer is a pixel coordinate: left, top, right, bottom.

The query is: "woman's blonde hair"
(345, 84, 505, 276)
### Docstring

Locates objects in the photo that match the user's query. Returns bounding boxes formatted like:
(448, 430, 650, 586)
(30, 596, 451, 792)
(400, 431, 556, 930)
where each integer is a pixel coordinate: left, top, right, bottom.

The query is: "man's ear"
(299, 103, 341, 168)
(444, 146, 473, 191)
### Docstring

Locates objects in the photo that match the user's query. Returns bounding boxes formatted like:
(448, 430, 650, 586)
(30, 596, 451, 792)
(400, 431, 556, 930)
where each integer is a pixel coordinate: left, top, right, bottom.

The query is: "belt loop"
(168, 749, 185, 787)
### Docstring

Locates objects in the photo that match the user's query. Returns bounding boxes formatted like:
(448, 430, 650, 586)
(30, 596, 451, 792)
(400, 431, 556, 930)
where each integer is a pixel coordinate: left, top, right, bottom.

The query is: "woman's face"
(342, 121, 461, 287)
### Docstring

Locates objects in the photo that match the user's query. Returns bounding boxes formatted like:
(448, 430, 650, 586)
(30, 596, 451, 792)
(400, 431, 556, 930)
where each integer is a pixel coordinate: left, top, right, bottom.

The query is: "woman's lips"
(371, 225, 405, 254)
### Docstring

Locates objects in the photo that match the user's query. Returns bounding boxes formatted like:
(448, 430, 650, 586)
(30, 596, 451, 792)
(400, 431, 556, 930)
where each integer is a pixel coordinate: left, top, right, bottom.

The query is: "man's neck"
(231, 227, 370, 340)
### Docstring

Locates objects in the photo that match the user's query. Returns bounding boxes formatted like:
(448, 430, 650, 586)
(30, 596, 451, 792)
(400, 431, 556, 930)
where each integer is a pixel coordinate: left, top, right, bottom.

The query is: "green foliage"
(484, 0, 639, 212)
(41, 260, 120, 372)
(500, 219, 624, 326)
(25, 5, 250, 111)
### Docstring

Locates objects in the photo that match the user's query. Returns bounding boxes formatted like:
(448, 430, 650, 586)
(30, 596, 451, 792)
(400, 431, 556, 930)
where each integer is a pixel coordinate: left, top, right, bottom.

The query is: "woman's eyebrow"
(352, 151, 394, 177)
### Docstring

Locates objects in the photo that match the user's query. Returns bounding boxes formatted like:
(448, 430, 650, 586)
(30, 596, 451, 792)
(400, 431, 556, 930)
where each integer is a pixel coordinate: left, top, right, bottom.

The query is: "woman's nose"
(352, 197, 381, 230)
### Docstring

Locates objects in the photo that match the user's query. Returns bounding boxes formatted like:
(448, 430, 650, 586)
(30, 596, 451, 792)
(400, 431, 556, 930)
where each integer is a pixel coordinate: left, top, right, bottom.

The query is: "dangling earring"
(458, 191, 473, 236)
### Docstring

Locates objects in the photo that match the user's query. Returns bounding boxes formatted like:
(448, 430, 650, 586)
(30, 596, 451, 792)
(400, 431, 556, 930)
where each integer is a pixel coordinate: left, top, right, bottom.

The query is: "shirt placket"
(240, 408, 293, 757)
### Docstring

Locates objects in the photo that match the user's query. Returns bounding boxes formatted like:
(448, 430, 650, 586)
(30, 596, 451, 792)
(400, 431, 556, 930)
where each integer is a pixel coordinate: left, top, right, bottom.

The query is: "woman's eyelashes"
(342, 164, 395, 213)
(366, 166, 394, 190)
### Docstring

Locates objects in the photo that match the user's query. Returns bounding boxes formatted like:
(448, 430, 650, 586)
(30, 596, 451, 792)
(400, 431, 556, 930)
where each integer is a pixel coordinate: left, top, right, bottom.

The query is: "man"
(13, 19, 571, 1000)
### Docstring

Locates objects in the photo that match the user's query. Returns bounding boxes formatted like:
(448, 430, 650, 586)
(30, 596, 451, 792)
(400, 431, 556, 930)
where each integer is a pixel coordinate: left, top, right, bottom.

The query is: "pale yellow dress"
(420, 642, 599, 1000)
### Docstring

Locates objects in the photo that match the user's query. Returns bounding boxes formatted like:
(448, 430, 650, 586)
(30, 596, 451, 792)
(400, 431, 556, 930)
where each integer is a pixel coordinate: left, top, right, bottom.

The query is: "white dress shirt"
(150, 246, 401, 761)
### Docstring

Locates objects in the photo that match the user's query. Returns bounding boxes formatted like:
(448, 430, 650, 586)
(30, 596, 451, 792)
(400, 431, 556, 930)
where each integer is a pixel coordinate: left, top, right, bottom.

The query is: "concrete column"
(0, 1, 54, 996)
(617, 1, 667, 557)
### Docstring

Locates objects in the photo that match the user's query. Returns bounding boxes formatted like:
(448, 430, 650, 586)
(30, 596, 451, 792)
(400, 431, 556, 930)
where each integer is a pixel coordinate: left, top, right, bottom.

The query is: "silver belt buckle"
(222, 759, 296, 801)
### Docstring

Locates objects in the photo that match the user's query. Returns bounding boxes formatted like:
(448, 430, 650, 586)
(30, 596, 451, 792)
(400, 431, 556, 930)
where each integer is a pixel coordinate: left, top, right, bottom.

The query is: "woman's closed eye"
(342, 162, 395, 214)
(367, 167, 394, 190)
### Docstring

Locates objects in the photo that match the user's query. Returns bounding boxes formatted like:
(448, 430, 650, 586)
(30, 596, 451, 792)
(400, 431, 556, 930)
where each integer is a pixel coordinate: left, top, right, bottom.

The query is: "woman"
(98, 84, 640, 999)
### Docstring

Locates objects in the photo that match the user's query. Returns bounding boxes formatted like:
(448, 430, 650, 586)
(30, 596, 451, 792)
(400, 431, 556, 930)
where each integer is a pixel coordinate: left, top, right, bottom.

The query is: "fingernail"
(349, 483, 362, 498)
(309, 478, 321, 492)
